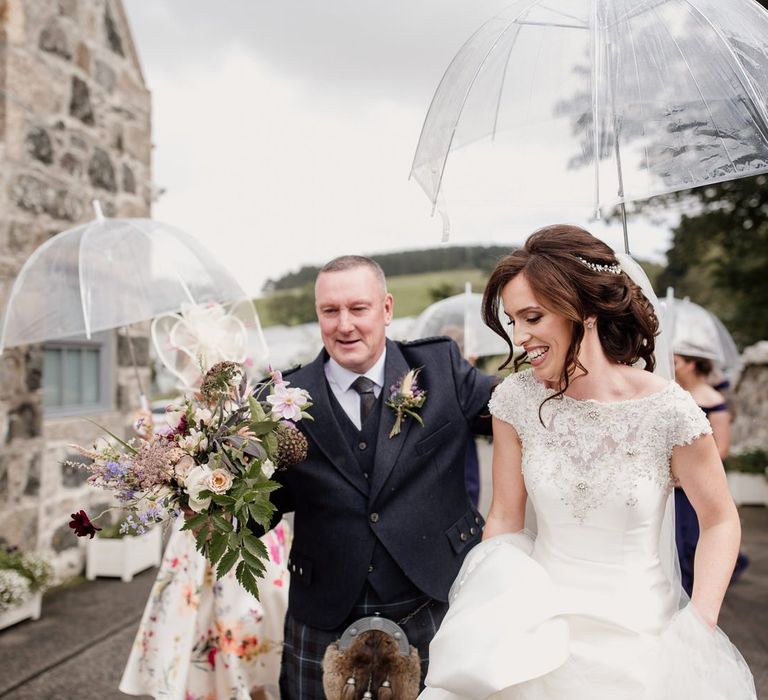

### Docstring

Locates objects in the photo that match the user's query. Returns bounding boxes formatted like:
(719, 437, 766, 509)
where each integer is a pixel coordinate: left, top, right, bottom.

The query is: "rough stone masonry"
(0, 0, 152, 580)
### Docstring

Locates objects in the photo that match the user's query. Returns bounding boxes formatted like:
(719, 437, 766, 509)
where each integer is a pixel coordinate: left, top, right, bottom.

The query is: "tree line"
(262, 245, 513, 292)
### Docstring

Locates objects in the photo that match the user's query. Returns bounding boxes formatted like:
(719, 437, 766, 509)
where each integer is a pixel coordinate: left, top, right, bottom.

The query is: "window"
(43, 332, 114, 415)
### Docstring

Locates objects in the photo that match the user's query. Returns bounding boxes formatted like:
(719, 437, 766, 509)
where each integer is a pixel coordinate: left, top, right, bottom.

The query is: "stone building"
(731, 342, 768, 454)
(0, 0, 151, 578)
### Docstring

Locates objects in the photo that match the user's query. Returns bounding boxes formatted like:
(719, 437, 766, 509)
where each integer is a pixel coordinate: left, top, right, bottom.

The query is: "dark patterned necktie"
(351, 376, 377, 423)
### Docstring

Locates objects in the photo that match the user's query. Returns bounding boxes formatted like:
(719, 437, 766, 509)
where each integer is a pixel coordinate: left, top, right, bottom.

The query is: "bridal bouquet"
(68, 362, 312, 597)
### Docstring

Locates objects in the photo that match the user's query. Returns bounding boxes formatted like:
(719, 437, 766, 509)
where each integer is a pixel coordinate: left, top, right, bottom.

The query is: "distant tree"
(263, 245, 514, 292)
(629, 175, 768, 348)
(428, 281, 462, 303)
(261, 284, 317, 326)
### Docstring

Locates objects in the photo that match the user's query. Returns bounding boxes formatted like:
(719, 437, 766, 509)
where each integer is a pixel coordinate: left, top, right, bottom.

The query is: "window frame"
(42, 331, 115, 417)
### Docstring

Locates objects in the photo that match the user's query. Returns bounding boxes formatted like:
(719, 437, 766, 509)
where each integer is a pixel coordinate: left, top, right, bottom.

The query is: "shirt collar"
(325, 347, 387, 393)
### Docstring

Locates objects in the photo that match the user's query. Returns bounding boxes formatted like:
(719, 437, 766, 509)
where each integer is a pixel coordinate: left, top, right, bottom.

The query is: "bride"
(421, 225, 756, 699)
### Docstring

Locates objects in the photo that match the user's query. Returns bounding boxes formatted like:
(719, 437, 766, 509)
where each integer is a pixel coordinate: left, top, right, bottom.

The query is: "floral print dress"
(120, 520, 290, 700)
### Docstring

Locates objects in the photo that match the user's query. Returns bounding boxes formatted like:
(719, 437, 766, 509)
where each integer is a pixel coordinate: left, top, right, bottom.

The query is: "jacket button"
(358, 441, 367, 450)
(470, 527, 477, 535)
(368, 565, 374, 573)
(370, 512, 379, 523)
(364, 472, 369, 479)
(475, 516, 481, 525)
(299, 567, 303, 576)
(459, 532, 468, 541)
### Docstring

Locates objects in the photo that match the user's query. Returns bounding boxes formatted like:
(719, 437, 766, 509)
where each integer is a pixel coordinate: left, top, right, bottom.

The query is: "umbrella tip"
(92, 200, 105, 221)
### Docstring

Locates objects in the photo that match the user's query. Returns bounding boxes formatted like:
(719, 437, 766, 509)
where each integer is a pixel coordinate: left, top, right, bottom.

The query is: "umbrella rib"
(624, 3, 652, 196)
(650, 3, 737, 174)
(410, 0, 541, 210)
(682, 0, 768, 146)
(79, 221, 96, 340)
(491, 23, 522, 141)
(127, 219, 197, 311)
(590, 0, 602, 217)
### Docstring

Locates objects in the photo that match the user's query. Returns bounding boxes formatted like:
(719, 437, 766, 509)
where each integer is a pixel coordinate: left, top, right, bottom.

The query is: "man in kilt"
(255, 255, 495, 698)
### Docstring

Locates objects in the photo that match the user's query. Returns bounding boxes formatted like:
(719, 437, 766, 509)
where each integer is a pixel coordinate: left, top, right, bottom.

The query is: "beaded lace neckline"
(488, 370, 712, 523)
(548, 380, 674, 408)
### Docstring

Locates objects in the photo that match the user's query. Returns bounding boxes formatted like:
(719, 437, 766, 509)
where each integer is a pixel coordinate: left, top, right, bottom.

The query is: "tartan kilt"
(280, 596, 448, 699)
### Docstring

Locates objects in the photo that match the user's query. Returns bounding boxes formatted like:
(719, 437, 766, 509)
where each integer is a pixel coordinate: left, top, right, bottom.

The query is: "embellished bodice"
(489, 370, 712, 524)
(489, 371, 712, 632)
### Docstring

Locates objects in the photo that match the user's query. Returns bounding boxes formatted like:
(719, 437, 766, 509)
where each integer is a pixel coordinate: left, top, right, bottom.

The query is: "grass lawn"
(387, 268, 489, 318)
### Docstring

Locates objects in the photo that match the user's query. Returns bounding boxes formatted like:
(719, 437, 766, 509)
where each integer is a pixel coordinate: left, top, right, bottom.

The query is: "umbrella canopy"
(412, 0, 768, 241)
(668, 296, 741, 378)
(0, 215, 246, 351)
(411, 288, 513, 358)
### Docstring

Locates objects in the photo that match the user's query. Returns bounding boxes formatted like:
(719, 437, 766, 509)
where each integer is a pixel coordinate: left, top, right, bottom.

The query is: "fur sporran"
(322, 629, 421, 700)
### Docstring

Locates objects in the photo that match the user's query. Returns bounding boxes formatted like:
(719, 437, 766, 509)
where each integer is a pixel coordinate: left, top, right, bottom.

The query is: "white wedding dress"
(422, 370, 756, 700)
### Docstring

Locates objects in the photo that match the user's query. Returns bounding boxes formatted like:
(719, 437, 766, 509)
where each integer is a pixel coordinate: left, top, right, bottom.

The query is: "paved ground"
(0, 504, 765, 698)
(0, 570, 155, 700)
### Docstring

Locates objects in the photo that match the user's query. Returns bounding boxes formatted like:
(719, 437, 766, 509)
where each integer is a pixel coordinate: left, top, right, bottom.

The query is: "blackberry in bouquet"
(69, 361, 311, 597)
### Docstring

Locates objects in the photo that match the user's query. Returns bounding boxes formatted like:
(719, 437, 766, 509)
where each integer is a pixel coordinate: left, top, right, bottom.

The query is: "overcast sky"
(122, 1, 674, 297)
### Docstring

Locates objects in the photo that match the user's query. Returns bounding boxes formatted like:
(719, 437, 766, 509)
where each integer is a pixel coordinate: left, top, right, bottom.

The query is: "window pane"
(43, 349, 62, 407)
(62, 349, 83, 406)
(82, 349, 100, 404)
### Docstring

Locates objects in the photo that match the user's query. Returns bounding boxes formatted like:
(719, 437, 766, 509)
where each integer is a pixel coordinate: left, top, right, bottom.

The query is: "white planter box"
(727, 471, 768, 507)
(86, 526, 162, 582)
(0, 591, 42, 631)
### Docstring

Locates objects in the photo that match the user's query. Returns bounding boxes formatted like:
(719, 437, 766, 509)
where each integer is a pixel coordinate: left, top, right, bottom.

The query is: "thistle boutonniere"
(386, 368, 427, 438)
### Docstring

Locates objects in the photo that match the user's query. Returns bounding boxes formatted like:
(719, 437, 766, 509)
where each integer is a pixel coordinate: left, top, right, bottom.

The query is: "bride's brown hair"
(482, 224, 659, 404)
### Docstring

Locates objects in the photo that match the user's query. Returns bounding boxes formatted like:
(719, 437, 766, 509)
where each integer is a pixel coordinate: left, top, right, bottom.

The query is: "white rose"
(174, 454, 196, 484)
(207, 468, 233, 494)
(261, 459, 276, 479)
(193, 407, 213, 425)
(185, 465, 213, 512)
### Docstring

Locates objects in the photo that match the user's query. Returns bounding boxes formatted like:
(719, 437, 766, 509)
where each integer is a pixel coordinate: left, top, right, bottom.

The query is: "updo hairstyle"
(482, 224, 659, 399)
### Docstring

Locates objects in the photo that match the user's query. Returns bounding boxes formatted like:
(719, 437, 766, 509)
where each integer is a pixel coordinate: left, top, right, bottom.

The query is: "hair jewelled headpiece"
(576, 255, 622, 275)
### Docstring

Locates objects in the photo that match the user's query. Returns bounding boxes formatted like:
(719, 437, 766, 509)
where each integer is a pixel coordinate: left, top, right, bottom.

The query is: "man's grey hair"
(317, 255, 388, 295)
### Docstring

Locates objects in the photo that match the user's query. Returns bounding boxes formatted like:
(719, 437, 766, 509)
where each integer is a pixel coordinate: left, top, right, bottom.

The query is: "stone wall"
(731, 341, 768, 454)
(0, 0, 151, 579)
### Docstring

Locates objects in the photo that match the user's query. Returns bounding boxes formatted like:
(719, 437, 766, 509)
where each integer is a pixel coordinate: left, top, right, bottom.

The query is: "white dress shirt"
(324, 348, 386, 430)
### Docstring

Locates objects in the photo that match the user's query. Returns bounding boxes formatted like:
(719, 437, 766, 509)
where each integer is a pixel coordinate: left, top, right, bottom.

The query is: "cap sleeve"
(488, 371, 533, 436)
(668, 383, 713, 449)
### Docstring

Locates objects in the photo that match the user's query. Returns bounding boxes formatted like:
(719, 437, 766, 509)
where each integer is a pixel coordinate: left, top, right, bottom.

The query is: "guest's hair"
(679, 354, 713, 377)
(318, 255, 387, 294)
(482, 224, 659, 407)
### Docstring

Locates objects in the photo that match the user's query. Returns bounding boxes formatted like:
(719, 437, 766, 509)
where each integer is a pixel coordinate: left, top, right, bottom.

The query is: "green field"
(386, 269, 489, 317)
(254, 268, 490, 327)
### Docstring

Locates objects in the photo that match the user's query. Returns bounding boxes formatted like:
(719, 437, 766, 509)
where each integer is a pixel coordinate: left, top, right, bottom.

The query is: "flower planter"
(86, 527, 163, 582)
(727, 470, 768, 507)
(0, 591, 42, 631)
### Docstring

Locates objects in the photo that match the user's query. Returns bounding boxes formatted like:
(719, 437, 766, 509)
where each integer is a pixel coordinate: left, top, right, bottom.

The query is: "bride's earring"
(586, 321, 594, 329)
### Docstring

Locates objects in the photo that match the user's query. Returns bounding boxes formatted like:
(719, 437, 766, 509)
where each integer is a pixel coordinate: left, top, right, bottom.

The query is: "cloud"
(124, 1, 673, 297)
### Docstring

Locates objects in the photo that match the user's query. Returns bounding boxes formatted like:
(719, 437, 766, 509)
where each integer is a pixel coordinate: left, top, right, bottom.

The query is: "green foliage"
(638, 175, 768, 348)
(255, 283, 317, 327)
(0, 549, 53, 592)
(428, 281, 462, 303)
(723, 449, 768, 475)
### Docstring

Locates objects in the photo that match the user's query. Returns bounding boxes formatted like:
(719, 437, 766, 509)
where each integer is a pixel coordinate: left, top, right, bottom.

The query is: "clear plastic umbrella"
(411, 0, 768, 250)
(411, 284, 514, 358)
(667, 294, 741, 380)
(0, 207, 246, 351)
